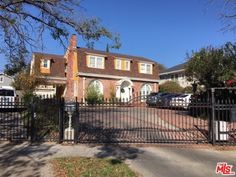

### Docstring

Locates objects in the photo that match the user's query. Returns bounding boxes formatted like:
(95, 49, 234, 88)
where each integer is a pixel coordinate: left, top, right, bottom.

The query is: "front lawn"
(52, 157, 138, 177)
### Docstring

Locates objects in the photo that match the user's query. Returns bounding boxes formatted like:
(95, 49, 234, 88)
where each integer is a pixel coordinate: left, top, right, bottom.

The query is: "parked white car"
(170, 94, 192, 109)
(0, 86, 16, 108)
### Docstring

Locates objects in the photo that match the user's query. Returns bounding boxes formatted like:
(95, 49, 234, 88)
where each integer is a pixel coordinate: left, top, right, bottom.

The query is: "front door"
(120, 86, 130, 101)
(117, 80, 132, 101)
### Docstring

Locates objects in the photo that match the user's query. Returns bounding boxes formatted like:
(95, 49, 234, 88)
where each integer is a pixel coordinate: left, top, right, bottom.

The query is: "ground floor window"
(140, 84, 152, 97)
(88, 80, 103, 94)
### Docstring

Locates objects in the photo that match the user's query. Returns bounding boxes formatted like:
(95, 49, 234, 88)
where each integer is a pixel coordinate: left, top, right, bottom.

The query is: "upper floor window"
(41, 59, 50, 69)
(115, 59, 130, 71)
(139, 63, 152, 74)
(0, 76, 3, 83)
(87, 55, 104, 69)
(115, 59, 122, 70)
(64, 63, 68, 72)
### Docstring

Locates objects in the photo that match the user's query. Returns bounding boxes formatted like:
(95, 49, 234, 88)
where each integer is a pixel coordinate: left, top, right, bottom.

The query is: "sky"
(0, 0, 236, 71)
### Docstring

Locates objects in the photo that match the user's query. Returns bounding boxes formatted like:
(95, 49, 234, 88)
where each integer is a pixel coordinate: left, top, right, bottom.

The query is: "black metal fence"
(0, 98, 63, 142)
(0, 98, 28, 141)
(0, 89, 235, 145)
(74, 97, 209, 144)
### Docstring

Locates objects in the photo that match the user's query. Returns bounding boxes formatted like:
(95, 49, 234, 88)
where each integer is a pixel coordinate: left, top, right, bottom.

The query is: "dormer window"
(41, 59, 50, 69)
(139, 63, 152, 74)
(87, 55, 104, 69)
(115, 59, 130, 71)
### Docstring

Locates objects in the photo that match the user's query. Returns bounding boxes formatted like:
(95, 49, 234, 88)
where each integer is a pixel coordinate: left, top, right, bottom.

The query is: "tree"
(12, 70, 44, 95)
(0, 0, 121, 75)
(159, 81, 183, 93)
(85, 85, 104, 104)
(4, 44, 28, 76)
(158, 63, 167, 73)
(218, 0, 236, 32)
(185, 44, 236, 88)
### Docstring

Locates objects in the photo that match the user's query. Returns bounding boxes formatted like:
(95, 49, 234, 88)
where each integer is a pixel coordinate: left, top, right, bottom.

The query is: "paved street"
(0, 142, 235, 177)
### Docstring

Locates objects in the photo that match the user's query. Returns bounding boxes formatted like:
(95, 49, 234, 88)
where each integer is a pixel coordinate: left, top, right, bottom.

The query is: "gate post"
(58, 98, 65, 143)
(74, 97, 78, 144)
(210, 88, 216, 145)
(30, 100, 35, 143)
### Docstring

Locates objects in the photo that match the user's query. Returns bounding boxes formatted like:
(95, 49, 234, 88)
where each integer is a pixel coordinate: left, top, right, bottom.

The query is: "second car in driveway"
(170, 94, 192, 109)
(146, 92, 169, 106)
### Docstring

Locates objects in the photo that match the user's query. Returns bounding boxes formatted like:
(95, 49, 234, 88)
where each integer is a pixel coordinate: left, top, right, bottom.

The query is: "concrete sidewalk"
(0, 142, 235, 177)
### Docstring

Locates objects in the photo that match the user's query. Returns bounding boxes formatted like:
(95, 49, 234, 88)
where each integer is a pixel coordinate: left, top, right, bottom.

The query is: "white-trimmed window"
(140, 63, 152, 74)
(115, 59, 130, 71)
(124, 61, 130, 71)
(41, 59, 50, 69)
(87, 55, 104, 69)
(140, 84, 152, 102)
(0, 76, 3, 83)
(89, 80, 103, 94)
(141, 84, 152, 96)
(115, 59, 122, 70)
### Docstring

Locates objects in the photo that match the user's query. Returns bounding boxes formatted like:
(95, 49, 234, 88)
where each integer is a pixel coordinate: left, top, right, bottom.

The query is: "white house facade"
(0, 73, 14, 88)
(159, 62, 193, 88)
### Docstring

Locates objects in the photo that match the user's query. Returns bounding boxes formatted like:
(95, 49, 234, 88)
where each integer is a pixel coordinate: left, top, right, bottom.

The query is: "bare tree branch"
(0, 0, 121, 75)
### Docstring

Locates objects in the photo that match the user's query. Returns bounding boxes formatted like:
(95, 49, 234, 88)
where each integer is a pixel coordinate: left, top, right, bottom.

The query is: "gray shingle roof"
(160, 62, 187, 74)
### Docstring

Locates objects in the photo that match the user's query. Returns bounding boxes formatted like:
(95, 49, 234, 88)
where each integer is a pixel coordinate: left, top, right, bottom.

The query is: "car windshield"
(0, 89, 14, 96)
(150, 92, 159, 96)
(160, 93, 169, 96)
(178, 94, 190, 98)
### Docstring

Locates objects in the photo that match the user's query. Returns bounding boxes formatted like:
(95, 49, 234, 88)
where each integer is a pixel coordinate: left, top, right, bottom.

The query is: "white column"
(82, 77, 86, 102)
(116, 86, 121, 98)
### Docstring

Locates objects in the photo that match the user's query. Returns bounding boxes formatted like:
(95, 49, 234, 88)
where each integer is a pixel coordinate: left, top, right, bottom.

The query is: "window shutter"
(121, 60, 125, 70)
(102, 58, 105, 69)
(86, 56, 90, 67)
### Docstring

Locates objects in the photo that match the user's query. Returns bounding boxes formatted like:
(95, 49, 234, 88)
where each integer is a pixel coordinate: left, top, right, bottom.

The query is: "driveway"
(0, 142, 235, 177)
(77, 107, 208, 143)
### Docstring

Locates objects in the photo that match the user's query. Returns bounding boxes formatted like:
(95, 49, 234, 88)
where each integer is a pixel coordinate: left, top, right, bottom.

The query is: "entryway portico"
(116, 78, 133, 101)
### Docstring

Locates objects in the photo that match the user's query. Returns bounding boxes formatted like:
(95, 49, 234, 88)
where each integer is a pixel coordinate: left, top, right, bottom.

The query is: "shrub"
(159, 81, 183, 93)
(109, 86, 116, 101)
(182, 86, 193, 93)
(85, 85, 104, 104)
(22, 91, 40, 105)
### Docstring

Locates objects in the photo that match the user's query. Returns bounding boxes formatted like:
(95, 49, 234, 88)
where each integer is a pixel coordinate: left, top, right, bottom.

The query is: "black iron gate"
(75, 96, 210, 144)
(0, 99, 29, 141)
(0, 98, 63, 142)
(0, 90, 235, 145)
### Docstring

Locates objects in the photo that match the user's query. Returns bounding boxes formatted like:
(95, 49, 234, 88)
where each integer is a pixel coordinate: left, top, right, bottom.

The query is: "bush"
(22, 91, 40, 105)
(109, 86, 116, 101)
(85, 85, 104, 104)
(182, 86, 193, 93)
(159, 81, 183, 93)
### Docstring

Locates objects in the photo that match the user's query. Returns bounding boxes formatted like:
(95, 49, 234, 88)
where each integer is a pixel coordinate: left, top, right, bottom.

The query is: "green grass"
(52, 157, 138, 177)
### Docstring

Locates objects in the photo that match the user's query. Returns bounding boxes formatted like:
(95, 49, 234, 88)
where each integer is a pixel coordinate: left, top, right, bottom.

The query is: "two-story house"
(0, 73, 14, 88)
(31, 35, 159, 101)
(30, 52, 67, 98)
(159, 62, 193, 88)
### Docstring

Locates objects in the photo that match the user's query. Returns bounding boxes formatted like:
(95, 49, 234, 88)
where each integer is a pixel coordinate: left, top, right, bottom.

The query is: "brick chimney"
(64, 34, 78, 101)
(69, 34, 77, 50)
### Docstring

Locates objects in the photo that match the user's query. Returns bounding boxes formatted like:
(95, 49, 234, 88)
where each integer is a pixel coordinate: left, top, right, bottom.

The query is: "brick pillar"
(65, 34, 77, 101)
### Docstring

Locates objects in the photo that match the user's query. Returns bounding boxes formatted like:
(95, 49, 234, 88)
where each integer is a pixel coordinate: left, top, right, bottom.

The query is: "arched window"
(140, 84, 152, 96)
(88, 80, 103, 94)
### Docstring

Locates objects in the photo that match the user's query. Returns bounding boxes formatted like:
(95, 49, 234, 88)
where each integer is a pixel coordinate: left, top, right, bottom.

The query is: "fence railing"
(0, 94, 235, 145)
